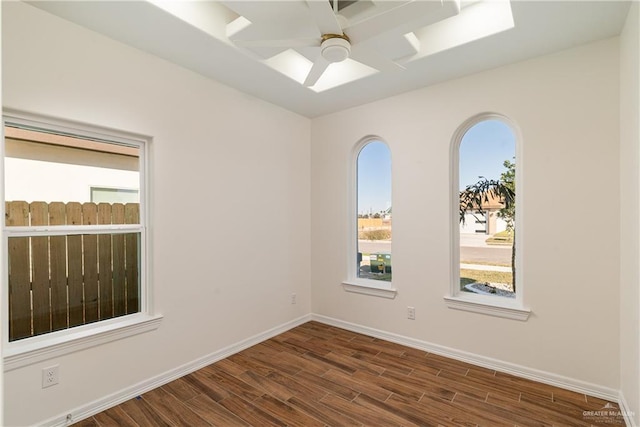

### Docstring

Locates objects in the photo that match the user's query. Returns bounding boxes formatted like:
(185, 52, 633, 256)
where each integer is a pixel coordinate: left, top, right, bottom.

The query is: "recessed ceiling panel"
(223, 0, 462, 90)
(24, 0, 632, 117)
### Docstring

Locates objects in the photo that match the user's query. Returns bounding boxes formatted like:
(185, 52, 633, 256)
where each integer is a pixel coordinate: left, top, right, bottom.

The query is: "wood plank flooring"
(73, 321, 625, 426)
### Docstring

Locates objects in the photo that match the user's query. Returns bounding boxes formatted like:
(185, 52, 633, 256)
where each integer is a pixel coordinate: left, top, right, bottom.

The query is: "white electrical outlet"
(407, 306, 416, 320)
(291, 293, 297, 304)
(42, 365, 59, 388)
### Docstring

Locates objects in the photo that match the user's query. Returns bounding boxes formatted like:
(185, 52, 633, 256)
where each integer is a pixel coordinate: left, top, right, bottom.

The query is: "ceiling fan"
(228, 0, 446, 87)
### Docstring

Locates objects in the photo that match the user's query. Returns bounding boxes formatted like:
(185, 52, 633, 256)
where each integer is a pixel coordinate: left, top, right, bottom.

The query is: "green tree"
(497, 159, 516, 285)
(498, 159, 515, 231)
(459, 161, 516, 292)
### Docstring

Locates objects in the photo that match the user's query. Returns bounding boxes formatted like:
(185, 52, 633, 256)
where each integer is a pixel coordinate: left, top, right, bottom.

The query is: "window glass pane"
(91, 187, 140, 204)
(4, 120, 145, 344)
(4, 126, 139, 207)
(357, 141, 392, 282)
(459, 120, 515, 297)
(8, 232, 140, 341)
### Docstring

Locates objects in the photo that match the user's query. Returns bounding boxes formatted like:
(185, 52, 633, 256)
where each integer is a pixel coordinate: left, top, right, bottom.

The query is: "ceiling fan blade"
(306, 0, 343, 35)
(304, 56, 330, 86)
(350, 45, 405, 73)
(345, 0, 443, 43)
(232, 38, 319, 48)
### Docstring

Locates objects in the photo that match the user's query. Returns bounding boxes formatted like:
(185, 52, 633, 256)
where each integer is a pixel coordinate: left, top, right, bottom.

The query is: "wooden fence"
(6, 201, 140, 341)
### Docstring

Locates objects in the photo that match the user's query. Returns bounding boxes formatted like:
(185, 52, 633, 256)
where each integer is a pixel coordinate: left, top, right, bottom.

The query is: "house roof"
(460, 190, 506, 211)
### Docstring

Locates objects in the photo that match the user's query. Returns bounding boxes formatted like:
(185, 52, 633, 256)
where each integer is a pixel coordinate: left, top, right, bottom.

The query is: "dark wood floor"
(73, 321, 624, 426)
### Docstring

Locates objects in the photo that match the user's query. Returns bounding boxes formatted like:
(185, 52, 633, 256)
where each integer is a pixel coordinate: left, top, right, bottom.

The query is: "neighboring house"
(4, 127, 139, 204)
(459, 192, 508, 235)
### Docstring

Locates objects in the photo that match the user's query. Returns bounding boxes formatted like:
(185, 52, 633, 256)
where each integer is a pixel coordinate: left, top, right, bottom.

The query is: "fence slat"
(6, 201, 141, 340)
(30, 202, 52, 336)
(66, 203, 84, 328)
(98, 203, 113, 319)
(112, 204, 126, 317)
(82, 203, 99, 323)
(125, 204, 140, 314)
(7, 201, 32, 341)
(49, 202, 68, 331)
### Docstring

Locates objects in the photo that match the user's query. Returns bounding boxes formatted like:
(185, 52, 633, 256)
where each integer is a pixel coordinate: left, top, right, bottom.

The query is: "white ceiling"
(28, 0, 631, 118)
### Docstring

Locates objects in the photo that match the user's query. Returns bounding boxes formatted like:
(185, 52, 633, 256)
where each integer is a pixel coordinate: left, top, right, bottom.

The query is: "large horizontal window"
(3, 113, 158, 364)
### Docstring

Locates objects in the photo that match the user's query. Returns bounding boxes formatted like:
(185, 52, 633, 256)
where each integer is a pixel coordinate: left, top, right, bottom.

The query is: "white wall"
(620, 1, 640, 424)
(5, 138, 140, 203)
(1, 3, 5, 425)
(2, 1, 634, 425)
(5, 158, 139, 203)
(2, 3, 311, 426)
(311, 38, 621, 390)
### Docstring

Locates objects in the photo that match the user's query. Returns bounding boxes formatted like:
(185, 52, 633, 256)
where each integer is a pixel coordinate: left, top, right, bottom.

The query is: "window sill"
(3, 313, 163, 371)
(444, 294, 530, 321)
(342, 281, 397, 299)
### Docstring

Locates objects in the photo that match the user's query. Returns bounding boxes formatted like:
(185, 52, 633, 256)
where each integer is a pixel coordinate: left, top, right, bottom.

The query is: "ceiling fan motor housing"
(321, 35, 351, 63)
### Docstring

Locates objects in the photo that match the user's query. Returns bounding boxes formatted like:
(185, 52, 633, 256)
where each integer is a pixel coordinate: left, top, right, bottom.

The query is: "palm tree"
(459, 173, 516, 292)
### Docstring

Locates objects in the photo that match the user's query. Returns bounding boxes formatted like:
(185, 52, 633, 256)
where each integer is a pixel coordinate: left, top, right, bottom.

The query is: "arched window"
(448, 114, 528, 320)
(355, 140, 392, 283)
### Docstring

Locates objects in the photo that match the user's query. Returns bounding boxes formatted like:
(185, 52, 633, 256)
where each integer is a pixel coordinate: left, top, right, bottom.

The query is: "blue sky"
(459, 120, 515, 189)
(357, 120, 515, 213)
(358, 141, 392, 215)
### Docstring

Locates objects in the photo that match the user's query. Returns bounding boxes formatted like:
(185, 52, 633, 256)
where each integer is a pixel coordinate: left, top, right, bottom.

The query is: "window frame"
(342, 136, 397, 299)
(1, 109, 162, 371)
(445, 113, 530, 320)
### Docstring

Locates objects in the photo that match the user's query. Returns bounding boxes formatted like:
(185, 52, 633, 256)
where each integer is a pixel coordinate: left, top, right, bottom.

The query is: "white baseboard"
(619, 391, 638, 427)
(39, 312, 629, 427)
(311, 314, 621, 403)
(40, 314, 312, 427)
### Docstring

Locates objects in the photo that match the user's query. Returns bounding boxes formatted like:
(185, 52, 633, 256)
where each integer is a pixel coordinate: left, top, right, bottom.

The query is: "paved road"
(358, 233, 512, 265)
(460, 246, 511, 265)
(459, 234, 512, 265)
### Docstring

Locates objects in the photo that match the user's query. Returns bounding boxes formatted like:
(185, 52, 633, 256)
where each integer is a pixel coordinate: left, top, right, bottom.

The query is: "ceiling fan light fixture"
(320, 34, 351, 63)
